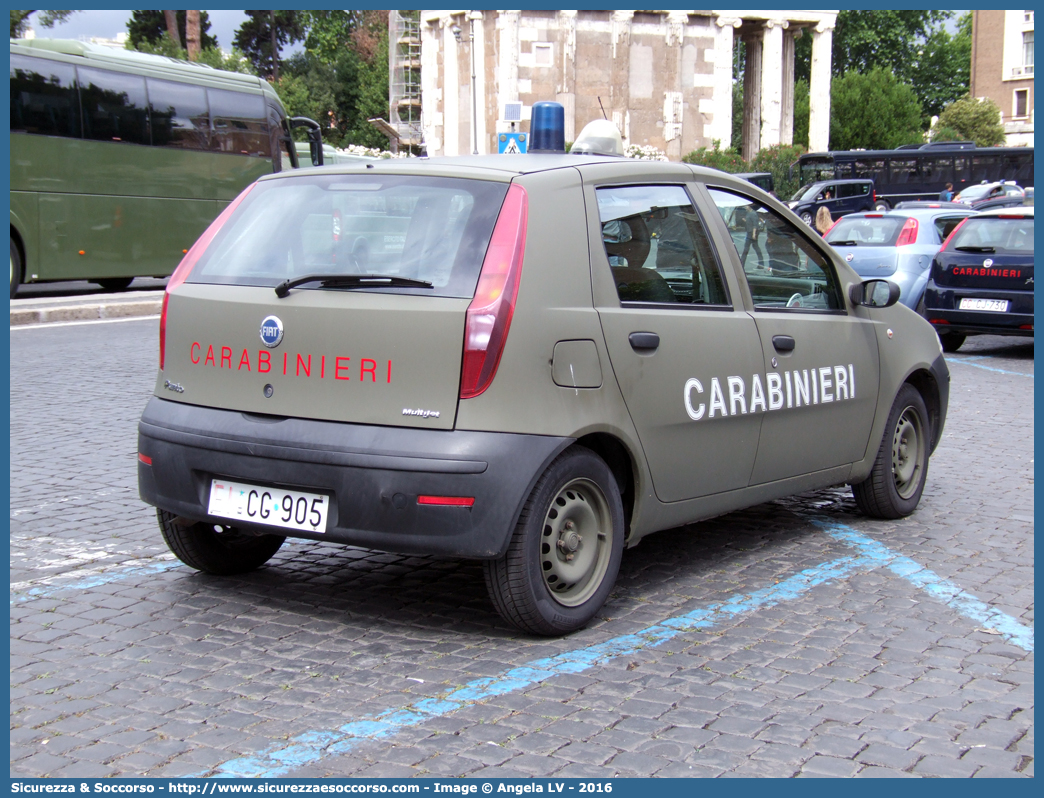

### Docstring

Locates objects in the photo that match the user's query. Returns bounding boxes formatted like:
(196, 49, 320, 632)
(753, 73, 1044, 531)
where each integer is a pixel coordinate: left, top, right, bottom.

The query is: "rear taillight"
(160, 184, 255, 370)
(459, 183, 528, 399)
(895, 217, 919, 247)
(938, 217, 970, 254)
(872, 189, 876, 203)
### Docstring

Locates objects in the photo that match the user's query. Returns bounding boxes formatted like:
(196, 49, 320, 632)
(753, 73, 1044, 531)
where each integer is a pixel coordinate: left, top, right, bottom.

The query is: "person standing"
(740, 205, 765, 268)
(940, 182, 954, 202)
(815, 205, 832, 235)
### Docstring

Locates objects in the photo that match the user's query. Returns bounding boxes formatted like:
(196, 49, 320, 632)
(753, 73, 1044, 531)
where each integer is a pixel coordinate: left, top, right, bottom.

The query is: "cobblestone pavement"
(10, 320, 1033, 778)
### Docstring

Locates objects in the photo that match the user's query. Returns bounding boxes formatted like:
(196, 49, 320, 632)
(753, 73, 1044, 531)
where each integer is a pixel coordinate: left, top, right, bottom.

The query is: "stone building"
(418, 9, 837, 160)
(970, 10, 1034, 146)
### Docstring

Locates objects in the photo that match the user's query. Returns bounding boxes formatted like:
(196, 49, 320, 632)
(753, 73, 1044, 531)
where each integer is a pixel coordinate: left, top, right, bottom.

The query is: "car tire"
(938, 332, 966, 353)
(874, 200, 891, 211)
(800, 211, 813, 226)
(483, 446, 624, 636)
(93, 277, 134, 291)
(852, 383, 930, 519)
(10, 237, 22, 299)
(157, 509, 285, 575)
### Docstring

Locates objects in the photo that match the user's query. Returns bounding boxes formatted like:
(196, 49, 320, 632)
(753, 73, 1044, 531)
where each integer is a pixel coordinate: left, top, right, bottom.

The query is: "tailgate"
(160, 283, 469, 430)
(933, 253, 1033, 290)
(834, 246, 900, 277)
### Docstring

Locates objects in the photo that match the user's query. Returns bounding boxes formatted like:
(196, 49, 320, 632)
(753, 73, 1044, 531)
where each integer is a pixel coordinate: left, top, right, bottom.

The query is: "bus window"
(148, 79, 209, 151)
(970, 155, 999, 183)
(889, 157, 920, 185)
(953, 156, 969, 183)
(924, 156, 953, 183)
(208, 89, 269, 157)
(853, 158, 886, 184)
(78, 66, 150, 146)
(11, 55, 81, 138)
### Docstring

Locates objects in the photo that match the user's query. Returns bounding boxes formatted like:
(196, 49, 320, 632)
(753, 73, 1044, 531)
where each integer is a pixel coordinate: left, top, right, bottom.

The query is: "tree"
(234, 10, 306, 80)
(750, 143, 806, 200)
(163, 10, 180, 48)
(10, 10, 77, 38)
(792, 79, 810, 149)
(681, 143, 747, 173)
(934, 95, 1005, 147)
(829, 68, 923, 151)
(127, 11, 216, 51)
(907, 13, 972, 124)
(185, 10, 201, 61)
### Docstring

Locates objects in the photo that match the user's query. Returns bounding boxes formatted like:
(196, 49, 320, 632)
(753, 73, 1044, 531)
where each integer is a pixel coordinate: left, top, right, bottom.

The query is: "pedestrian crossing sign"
(499, 132, 527, 154)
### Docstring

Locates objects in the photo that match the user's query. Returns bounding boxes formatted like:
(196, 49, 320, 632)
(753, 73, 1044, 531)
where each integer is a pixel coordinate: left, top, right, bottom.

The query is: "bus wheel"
(10, 237, 21, 299)
(94, 277, 133, 291)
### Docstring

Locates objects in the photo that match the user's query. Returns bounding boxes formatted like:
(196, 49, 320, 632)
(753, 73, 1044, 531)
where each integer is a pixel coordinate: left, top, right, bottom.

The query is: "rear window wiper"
(954, 245, 996, 253)
(275, 274, 433, 298)
(829, 240, 860, 246)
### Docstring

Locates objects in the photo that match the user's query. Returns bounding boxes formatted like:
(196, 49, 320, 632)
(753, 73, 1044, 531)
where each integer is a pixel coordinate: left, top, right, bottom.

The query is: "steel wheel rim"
(892, 406, 925, 499)
(539, 477, 613, 607)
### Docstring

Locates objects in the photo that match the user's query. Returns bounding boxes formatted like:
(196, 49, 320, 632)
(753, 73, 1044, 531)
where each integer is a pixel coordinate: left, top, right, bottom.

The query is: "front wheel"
(484, 447, 624, 636)
(94, 277, 133, 291)
(800, 211, 813, 226)
(157, 509, 285, 575)
(852, 384, 930, 519)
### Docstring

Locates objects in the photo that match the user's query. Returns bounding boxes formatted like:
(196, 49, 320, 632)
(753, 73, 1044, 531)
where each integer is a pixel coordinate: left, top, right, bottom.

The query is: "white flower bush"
(625, 144, 669, 161)
(338, 144, 413, 159)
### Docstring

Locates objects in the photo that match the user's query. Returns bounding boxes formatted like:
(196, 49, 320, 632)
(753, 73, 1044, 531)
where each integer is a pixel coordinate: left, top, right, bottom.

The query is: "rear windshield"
(951, 216, 1034, 254)
(825, 216, 905, 247)
(187, 174, 509, 298)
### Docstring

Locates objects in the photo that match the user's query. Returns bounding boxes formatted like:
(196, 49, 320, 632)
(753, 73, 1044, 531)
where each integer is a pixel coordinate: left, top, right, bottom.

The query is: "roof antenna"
(597, 97, 607, 120)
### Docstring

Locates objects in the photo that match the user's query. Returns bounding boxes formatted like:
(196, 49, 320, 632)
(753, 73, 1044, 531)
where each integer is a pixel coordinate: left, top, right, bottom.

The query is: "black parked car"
(787, 179, 875, 226)
(921, 206, 1034, 352)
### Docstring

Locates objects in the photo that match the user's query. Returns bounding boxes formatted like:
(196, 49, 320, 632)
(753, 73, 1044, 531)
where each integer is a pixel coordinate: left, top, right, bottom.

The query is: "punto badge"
(260, 315, 284, 348)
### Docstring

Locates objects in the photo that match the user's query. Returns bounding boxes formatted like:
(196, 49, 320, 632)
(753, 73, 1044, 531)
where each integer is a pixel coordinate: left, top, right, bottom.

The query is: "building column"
(712, 16, 741, 149)
(781, 28, 797, 145)
(420, 18, 443, 155)
(557, 9, 578, 142)
(760, 19, 787, 151)
(443, 18, 460, 156)
(809, 20, 834, 153)
(742, 33, 762, 162)
(470, 11, 487, 154)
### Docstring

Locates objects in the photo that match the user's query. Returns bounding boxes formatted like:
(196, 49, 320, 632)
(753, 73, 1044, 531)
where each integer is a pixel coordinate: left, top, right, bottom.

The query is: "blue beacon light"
(529, 101, 565, 153)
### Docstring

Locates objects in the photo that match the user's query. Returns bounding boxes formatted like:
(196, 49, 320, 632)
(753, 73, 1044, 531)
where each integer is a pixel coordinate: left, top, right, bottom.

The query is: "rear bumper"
(137, 397, 572, 558)
(923, 283, 1034, 337)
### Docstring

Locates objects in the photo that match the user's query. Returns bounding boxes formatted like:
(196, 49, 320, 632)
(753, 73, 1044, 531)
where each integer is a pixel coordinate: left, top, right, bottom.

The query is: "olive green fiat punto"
(139, 139, 949, 636)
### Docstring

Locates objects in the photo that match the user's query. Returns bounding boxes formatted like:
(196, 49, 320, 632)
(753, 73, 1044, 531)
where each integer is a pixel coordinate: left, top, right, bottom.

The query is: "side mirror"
(289, 117, 323, 166)
(850, 279, 901, 308)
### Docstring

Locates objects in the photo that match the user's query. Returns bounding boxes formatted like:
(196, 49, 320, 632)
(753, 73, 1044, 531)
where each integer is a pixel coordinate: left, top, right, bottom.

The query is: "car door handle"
(628, 332, 660, 353)
(772, 334, 795, 352)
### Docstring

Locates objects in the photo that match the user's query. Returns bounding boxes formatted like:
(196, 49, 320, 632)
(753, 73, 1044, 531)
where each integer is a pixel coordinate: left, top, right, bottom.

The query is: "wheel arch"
(904, 367, 944, 454)
(10, 223, 26, 283)
(574, 432, 637, 541)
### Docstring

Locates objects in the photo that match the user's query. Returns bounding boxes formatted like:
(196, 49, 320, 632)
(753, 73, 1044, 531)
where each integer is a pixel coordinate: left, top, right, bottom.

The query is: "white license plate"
(208, 479, 329, 533)
(959, 298, 1008, 312)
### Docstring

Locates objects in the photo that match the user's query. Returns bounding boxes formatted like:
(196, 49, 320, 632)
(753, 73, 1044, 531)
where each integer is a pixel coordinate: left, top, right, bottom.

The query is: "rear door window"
(188, 174, 510, 298)
(78, 66, 150, 145)
(208, 89, 269, 157)
(148, 79, 209, 150)
(595, 185, 730, 305)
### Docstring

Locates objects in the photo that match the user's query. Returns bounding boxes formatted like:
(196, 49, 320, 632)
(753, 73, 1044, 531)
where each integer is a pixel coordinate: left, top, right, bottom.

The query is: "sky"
(23, 10, 302, 55)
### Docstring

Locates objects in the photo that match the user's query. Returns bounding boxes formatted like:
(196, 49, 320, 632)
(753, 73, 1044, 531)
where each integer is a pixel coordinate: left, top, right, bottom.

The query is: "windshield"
(187, 174, 509, 298)
(825, 216, 906, 247)
(951, 216, 1034, 254)
(957, 184, 992, 201)
(790, 184, 816, 202)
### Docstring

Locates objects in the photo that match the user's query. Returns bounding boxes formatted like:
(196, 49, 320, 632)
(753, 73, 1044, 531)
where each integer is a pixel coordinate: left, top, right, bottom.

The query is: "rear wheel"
(852, 384, 930, 519)
(939, 332, 965, 352)
(157, 509, 285, 575)
(874, 200, 891, 212)
(10, 237, 22, 299)
(484, 447, 624, 636)
(94, 277, 133, 291)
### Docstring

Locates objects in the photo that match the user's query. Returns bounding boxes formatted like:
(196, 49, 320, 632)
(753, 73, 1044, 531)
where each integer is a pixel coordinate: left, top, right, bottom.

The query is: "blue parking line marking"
(947, 356, 1034, 378)
(10, 560, 183, 605)
(204, 552, 876, 778)
(817, 522, 1034, 653)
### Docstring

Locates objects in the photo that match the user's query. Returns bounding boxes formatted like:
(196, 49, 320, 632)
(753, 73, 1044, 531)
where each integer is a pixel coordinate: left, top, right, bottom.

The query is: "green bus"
(10, 39, 319, 297)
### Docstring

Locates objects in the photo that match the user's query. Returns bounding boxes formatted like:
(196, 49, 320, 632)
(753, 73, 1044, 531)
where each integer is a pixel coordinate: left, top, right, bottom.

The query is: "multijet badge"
(260, 315, 284, 349)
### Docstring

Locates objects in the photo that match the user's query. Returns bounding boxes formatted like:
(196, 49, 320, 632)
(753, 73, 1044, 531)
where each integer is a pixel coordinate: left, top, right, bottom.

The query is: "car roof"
(970, 205, 1034, 218)
(840, 208, 974, 222)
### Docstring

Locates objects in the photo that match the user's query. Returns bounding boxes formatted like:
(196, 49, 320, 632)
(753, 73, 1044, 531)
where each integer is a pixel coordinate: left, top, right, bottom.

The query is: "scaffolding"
(389, 10, 423, 152)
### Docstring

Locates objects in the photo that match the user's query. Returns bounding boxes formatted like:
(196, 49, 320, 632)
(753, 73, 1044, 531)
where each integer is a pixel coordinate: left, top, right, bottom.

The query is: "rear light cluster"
(160, 184, 255, 370)
(895, 217, 919, 247)
(459, 183, 529, 399)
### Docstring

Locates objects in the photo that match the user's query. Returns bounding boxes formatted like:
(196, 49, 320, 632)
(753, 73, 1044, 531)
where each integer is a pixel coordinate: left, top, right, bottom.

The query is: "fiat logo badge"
(983, 258, 994, 268)
(260, 315, 284, 348)
(845, 253, 854, 262)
